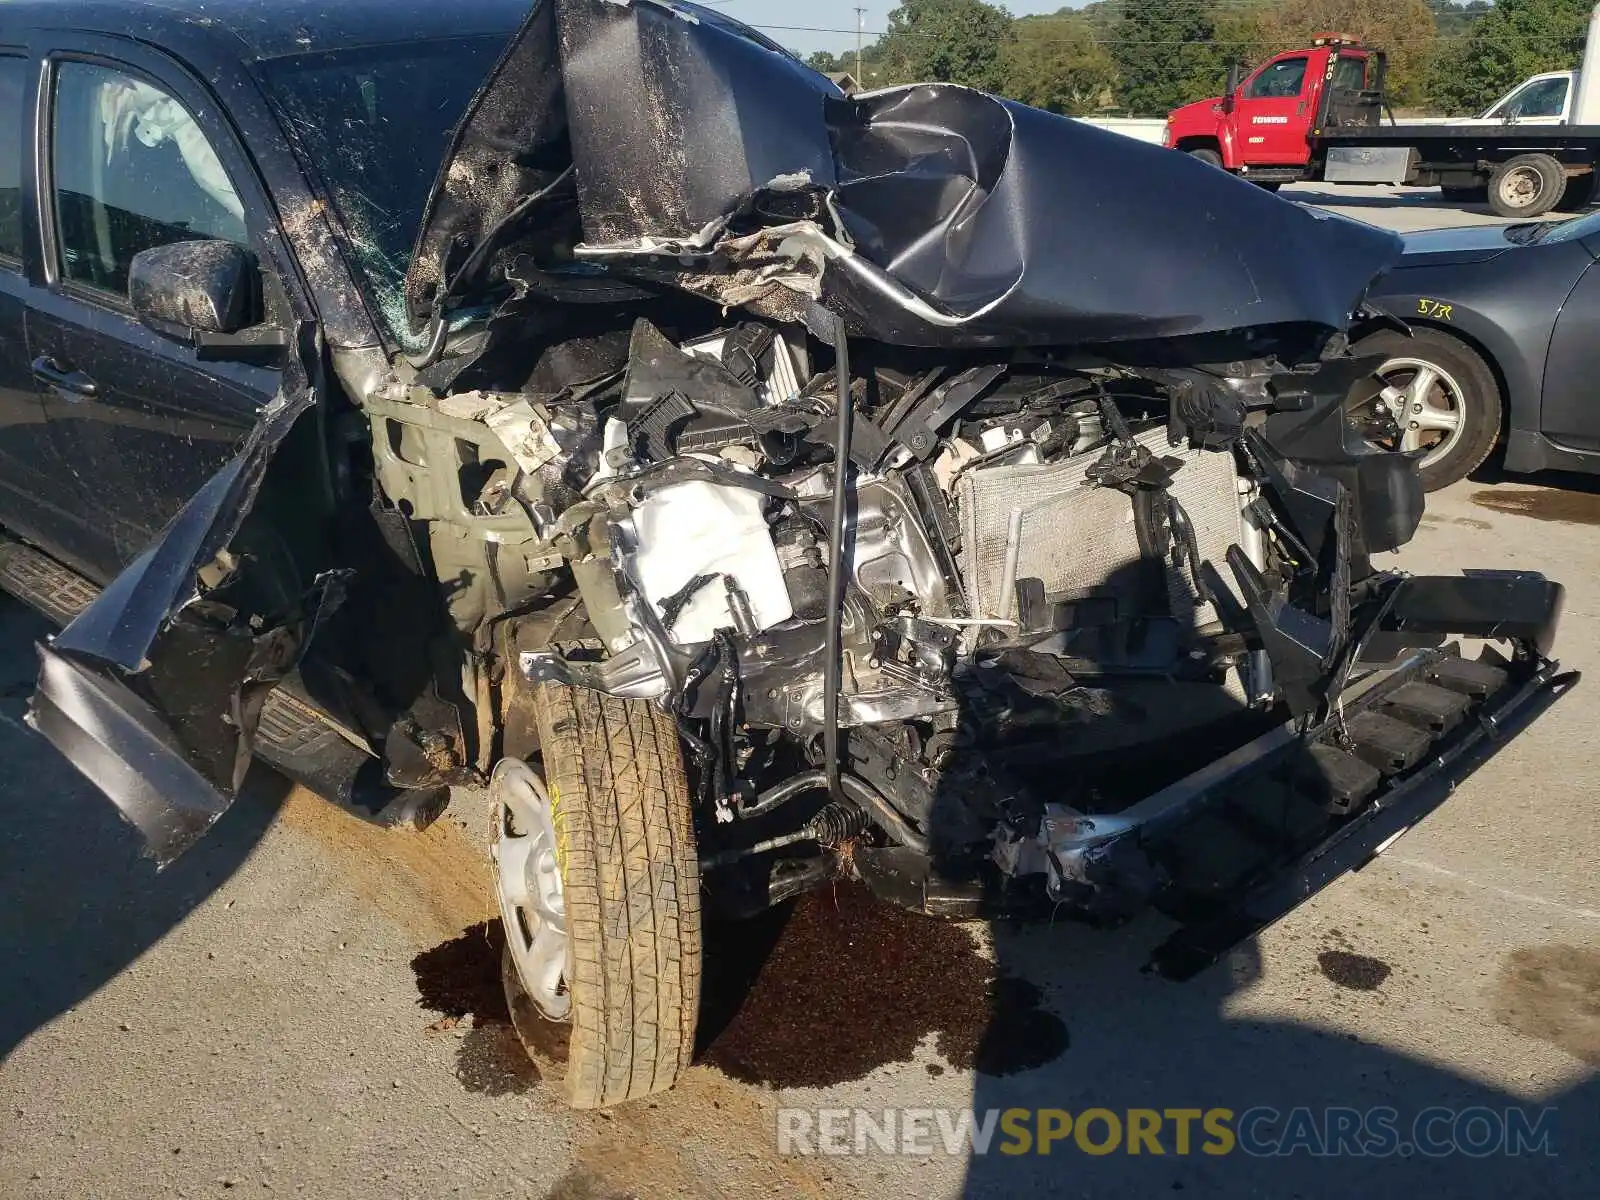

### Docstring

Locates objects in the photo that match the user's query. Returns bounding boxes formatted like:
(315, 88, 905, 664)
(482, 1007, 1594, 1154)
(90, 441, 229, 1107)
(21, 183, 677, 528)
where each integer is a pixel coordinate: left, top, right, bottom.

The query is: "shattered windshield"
(257, 36, 508, 346)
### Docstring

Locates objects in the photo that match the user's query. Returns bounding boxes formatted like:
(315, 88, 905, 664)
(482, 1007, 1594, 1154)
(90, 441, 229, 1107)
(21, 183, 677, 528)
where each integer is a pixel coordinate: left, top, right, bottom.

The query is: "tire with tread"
(1351, 327, 1502, 492)
(1487, 154, 1566, 218)
(512, 681, 701, 1109)
(1186, 146, 1224, 169)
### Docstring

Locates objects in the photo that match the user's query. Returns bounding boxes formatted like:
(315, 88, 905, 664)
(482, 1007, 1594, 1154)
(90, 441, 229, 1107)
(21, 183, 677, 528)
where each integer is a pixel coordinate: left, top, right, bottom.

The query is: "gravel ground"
(2, 185, 1597, 1199)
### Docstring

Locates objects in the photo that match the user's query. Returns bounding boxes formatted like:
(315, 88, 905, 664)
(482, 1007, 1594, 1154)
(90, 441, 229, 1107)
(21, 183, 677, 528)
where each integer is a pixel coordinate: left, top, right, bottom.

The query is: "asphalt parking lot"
(2, 183, 1598, 1200)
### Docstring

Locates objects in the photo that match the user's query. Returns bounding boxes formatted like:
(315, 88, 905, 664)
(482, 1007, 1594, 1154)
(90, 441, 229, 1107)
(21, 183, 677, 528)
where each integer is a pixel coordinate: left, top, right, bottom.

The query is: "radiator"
(957, 427, 1244, 629)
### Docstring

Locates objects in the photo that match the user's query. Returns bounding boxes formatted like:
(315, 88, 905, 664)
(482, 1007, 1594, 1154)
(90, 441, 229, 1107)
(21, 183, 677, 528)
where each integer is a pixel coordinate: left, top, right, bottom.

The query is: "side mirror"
(1223, 62, 1243, 113)
(128, 240, 285, 364)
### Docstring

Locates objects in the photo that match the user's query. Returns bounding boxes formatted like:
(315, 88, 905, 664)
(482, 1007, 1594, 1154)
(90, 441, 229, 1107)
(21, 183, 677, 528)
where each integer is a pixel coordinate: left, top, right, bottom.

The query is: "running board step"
(0, 536, 99, 626)
(0, 530, 443, 830)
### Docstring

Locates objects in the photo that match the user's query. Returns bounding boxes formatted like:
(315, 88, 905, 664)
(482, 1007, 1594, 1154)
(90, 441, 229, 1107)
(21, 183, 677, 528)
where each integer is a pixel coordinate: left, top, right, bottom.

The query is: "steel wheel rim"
(1371, 356, 1468, 468)
(1498, 166, 1545, 210)
(490, 758, 570, 1022)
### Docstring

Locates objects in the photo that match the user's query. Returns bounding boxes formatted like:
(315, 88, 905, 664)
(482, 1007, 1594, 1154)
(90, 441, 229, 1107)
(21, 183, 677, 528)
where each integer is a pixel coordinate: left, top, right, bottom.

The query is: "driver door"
(1233, 54, 1311, 165)
(20, 38, 318, 864)
(25, 45, 281, 581)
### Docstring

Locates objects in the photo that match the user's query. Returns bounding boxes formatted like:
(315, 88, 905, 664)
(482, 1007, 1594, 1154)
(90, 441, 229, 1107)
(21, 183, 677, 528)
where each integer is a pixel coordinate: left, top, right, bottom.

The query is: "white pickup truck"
(1459, 71, 1580, 127)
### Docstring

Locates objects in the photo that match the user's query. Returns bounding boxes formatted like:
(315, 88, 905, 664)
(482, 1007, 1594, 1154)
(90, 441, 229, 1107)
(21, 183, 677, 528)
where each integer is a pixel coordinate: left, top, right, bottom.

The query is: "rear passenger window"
(50, 60, 246, 297)
(0, 56, 29, 263)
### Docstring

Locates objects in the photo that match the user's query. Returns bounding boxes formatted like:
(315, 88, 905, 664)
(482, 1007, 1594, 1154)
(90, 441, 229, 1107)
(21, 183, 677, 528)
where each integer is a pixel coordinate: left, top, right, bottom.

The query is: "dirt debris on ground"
(564, 1070, 840, 1200)
(277, 788, 495, 944)
(1470, 487, 1600, 526)
(1491, 945, 1600, 1066)
(698, 882, 1067, 1087)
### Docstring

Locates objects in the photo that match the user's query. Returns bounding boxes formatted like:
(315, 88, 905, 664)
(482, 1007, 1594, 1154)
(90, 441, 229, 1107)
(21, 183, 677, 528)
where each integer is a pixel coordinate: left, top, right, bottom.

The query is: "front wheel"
(1186, 146, 1224, 168)
(491, 683, 702, 1109)
(1349, 328, 1501, 491)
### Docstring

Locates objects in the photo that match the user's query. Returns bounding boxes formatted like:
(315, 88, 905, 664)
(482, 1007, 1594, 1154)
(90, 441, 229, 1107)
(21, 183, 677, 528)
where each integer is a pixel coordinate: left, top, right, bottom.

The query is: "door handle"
(31, 355, 99, 399)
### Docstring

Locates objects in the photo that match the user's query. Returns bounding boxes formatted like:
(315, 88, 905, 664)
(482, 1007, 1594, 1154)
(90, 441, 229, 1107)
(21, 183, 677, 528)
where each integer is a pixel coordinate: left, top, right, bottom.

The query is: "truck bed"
(1317, 124, 1600, 147)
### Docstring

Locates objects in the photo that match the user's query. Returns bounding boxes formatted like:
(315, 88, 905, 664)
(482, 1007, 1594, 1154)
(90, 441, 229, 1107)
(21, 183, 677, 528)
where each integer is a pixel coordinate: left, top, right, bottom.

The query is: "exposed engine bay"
(366, 294, 1445, 921)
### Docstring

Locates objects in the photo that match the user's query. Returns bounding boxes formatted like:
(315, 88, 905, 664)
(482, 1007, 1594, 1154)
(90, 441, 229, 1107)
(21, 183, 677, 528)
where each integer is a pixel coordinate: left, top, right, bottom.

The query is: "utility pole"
(855, 4, 865, 85)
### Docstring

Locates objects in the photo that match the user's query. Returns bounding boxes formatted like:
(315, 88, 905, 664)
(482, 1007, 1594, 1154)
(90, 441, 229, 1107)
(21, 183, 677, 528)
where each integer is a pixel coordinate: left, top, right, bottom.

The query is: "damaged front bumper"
(1145, 648, 1573, 978)
(857, 571, 1571, 972)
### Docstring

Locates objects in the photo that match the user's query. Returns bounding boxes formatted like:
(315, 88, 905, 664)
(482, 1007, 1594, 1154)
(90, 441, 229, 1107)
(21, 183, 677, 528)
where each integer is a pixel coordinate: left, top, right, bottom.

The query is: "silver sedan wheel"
(1372, 356, 1467, 468)
(490, 758, 570, 1022)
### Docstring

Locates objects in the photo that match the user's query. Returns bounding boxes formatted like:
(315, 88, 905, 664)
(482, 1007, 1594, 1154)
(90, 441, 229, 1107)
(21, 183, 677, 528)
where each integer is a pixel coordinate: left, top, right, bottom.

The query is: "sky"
(698, 0, 1089, 58)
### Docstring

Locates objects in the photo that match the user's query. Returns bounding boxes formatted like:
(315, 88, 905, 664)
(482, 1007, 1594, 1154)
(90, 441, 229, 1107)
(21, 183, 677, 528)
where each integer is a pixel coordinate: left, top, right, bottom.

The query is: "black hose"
(823, 312, 852, 803)
(741, 769, 830, 820)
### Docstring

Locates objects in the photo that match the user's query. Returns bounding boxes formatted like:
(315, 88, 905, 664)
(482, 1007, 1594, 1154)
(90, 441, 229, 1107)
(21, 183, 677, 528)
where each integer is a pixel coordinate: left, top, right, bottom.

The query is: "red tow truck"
(1164, 22, 1600, 218)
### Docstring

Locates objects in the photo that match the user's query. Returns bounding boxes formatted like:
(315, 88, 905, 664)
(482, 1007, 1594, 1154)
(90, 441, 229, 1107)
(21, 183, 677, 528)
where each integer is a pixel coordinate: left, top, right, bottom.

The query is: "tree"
(1001, 13, 1116, 114)
(1110, 0, 1226, 116)
(878, 0, 1016, 92)
(1428, 0, 1590, 114)
(1254, 0, 1439, 107)
(1429, 0, 1494, 41)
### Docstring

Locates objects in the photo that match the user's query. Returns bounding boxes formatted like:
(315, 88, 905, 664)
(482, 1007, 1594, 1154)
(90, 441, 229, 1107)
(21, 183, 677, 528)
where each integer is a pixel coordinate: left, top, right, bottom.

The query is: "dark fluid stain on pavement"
(1492, 945, 1600, 1066)
(1318, 950, 1392, 991)
(411, 918, 544, 1095)
(1471, 487, 1600, 526)
(412, 919, 509, 1023)
(698, 883, 1067, 1087)
(1421, 513, 1492, 531)
(542, 1169, 636, 1200)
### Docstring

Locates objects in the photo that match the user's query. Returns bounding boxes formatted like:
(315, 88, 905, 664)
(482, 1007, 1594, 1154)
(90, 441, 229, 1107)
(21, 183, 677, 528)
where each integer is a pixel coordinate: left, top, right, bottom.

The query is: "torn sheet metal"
(485, 398, 569, 475)
(53, 384, 316, 672)
(28, 376, 317, 864)
(407, 0, 1403, 349)
(29, 648, 237, 865)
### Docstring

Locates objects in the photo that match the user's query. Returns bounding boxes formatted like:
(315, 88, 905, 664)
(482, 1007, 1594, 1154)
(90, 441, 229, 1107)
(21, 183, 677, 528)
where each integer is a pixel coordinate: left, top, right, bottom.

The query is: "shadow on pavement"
(958, 919, 1599, 1196)
(1469, 447, 1600, 496)
(0, 599, 286, 1060)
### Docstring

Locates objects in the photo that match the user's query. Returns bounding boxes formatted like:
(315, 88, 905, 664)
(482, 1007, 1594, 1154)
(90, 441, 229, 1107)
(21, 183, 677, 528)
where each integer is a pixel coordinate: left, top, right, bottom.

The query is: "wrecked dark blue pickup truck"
(0, 0, 1573, 1109)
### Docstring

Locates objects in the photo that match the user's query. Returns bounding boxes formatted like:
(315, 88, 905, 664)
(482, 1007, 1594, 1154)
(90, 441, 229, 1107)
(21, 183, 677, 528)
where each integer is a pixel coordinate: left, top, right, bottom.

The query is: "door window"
(0, 56, 29, 263)
(1332, 56, 1367, 93)
(1499, 77, 1569, 120)
(1246, 57, 1308, 100)
(50, 60, 246, 296)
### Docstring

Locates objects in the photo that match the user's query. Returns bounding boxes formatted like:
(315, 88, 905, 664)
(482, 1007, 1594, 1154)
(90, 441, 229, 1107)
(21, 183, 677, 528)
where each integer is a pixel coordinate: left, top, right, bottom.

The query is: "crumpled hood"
(406, 0, 1402, 348)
